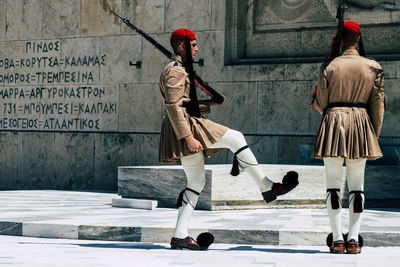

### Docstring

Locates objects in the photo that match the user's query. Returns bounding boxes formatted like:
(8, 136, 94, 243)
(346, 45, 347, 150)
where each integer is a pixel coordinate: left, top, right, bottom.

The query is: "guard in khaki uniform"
(311, 21, 385, 254)
(159, 29, 299, 250)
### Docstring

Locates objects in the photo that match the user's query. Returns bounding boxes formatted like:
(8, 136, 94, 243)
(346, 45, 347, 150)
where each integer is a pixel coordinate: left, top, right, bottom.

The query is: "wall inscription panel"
(225, 0, 400, 64)
(0, 39, 118, 132)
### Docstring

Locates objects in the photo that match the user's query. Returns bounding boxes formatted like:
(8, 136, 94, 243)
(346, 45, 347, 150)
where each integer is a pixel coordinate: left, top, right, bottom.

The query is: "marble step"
(1, 190, 399, 247)
(118, 164, 400, 210)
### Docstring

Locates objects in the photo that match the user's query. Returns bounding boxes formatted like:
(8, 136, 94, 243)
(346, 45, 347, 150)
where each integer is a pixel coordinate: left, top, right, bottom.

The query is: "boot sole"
(264, 182, 299, 203)
(346, 247, 361, 254)
(330, 247, 346, 253)
(170, 244, 201, 250)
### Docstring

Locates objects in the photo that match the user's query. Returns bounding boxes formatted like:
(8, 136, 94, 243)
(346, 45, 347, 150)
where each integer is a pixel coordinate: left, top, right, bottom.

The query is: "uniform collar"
(172, 55, 184, 65)
(342, 49, 360, 56)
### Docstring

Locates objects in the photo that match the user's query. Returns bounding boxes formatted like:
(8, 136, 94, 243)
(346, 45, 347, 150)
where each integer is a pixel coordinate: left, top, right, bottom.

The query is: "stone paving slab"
(1, 236, 400, 267)
(0, 190, 399, 247)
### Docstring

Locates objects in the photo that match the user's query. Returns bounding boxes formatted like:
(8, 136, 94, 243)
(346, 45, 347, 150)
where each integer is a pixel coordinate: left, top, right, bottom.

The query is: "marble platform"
(1, 190, 400, 247)
(118, 164, 400, 210)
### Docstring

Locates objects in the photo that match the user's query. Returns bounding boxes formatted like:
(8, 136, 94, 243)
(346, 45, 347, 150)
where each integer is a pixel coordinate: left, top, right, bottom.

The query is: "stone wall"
(0, 0, 399, 191)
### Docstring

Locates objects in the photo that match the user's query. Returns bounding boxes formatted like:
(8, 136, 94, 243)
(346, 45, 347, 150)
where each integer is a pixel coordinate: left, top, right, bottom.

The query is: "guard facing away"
(311, 21, 385, 254)
(159, 28, 299, 250)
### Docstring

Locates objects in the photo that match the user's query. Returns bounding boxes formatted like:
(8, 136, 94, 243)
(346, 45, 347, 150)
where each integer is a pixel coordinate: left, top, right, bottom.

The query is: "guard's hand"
(210, 94, 226, 107)
(185, 134, 203, 153)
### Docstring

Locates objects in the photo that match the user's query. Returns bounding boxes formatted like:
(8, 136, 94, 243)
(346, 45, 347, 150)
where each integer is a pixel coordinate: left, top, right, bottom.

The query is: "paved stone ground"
(0, 235, 399, 267)
(0, 190, 400, 247)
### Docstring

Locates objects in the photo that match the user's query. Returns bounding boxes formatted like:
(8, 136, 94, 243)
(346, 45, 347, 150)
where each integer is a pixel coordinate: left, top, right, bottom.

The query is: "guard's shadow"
(225, 245, 325, 254)
(76, 243, 326, 254)
(77, 243, 168, 250)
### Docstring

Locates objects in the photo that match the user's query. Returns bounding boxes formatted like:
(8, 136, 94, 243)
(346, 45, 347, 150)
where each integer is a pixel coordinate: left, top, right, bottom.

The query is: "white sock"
(327, 192, 343, 241)
(348, 193, 364, 242)
(173, 190, 199, 239)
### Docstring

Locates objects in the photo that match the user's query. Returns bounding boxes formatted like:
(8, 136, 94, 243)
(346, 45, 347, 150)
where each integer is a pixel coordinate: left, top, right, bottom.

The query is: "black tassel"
(230, 155, 240, 176)
(327, 189, 341, 210)
(176, 190, 184, 208)
(230, 145, 249, 176)
(350, 191, 364, 213)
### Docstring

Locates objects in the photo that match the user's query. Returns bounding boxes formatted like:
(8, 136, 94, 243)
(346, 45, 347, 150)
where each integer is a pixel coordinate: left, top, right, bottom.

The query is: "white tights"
(324, 157, 366, 242)
(173, 129, 273, 238)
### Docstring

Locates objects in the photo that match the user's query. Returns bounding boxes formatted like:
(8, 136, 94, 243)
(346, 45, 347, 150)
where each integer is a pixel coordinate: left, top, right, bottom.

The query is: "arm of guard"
(198, 100, 211, 115)
(314, 65, 329, 114)
(368, 68, 385, 138)
(164, 68, 192, 140)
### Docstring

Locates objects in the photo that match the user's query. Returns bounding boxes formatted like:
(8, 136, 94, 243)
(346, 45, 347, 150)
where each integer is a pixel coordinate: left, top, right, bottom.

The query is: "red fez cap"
(343, 21, 360, 34)
(171, 29, 196, 41)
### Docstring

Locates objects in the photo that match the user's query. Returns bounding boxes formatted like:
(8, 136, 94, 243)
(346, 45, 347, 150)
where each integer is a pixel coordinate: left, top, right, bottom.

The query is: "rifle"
(325, 0, 346, 63)
(110, 9, 225, 104)
(311, 1, 346, 104)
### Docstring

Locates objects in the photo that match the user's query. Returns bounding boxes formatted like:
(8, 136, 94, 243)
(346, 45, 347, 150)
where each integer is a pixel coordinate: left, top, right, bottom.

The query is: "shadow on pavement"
(225, 245, 325, 254)
(77, 243, 168, 250)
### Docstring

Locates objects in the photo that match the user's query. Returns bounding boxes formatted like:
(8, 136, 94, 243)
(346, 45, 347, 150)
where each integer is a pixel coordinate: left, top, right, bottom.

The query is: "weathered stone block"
(118, 164, 400, 210)
(299, 29, 334, 58)
(129, 134, 159, 166)
(0, 0, 5, 41)
(194, 30, 225, 82)
(81, 0, 121, 37)
(94, 133, 159, 190)
(60, 37, 101, 85)
(118, 166, 212, 209)
(112, 197, 157, 210)
(257, 81, 310, 134)
(211, 0, 226, 30)
(117, 164, 331, 210)
(278, 136, 316, 164)
(118, 83, 162, 132)
(141, 32, 171, 83)
(78, 225, 141, 241)
(205, 82, 257, 134)
(54, 133, 95, 190)
(0, 132, 18, 189)
(100, 35, 142, 84)
(380, 61, 397, 79)
(362, 26, 400, 55)
(284, 63, 319, 81)
(165, 0, 211, 32)
(380, 79, 400, 137)
(17, 132, 55, 189)
(0, 39, 61, 86)
(0, 222, 22, 236)
(6, 0, 43, 40)
(218, 64, 286, 83)
(121, 0, 164, 33)
(94, 133, 135, 191)
(246, 135, 279, 164)
(42, 0, 80, 38)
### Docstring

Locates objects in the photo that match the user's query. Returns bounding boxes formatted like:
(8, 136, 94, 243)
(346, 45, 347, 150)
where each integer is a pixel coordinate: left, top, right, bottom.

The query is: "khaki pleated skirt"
(159, 115, 228, 164)
(312, 107, 383, 160)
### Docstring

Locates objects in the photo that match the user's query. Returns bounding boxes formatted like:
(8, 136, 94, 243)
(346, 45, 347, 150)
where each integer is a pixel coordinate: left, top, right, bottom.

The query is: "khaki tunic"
(158, 55, 228, 163)
(312, 50, 384, 160)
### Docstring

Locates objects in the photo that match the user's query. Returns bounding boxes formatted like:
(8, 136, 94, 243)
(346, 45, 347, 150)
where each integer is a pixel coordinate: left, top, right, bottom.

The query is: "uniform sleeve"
(368, 65, 385, 138)
(314, 64, 329, 114)
(163, 68, 192, 140)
